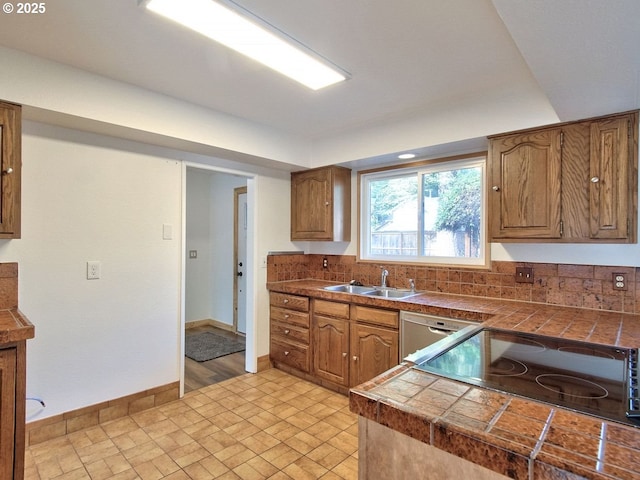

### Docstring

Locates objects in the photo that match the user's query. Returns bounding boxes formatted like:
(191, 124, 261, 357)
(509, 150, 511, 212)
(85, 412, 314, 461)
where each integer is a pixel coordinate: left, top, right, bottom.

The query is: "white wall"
(185, 169, 247, 326)
(1, 122, 182, 419)
(0, 121, 292, 420)
(185, 169, 214, 322)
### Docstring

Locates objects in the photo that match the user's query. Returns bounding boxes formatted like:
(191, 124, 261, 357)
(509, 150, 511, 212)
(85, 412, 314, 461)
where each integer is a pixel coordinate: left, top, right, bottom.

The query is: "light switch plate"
(87, 261, 101, 280)
(163, 223, 172, 240)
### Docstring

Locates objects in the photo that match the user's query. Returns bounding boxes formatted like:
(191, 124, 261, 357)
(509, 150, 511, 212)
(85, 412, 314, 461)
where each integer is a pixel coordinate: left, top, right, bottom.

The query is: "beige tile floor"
(25, 369, 359, 480)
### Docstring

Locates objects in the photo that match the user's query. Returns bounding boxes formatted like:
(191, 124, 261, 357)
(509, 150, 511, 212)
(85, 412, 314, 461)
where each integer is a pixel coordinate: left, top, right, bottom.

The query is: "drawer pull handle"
(284, 329, 290, 335)
(284, 351, 290, 356)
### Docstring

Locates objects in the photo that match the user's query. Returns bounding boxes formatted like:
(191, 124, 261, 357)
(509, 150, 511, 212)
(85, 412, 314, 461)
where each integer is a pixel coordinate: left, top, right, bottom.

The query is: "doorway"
(234, 187, 247, 334)
(183, 166, 253, 392)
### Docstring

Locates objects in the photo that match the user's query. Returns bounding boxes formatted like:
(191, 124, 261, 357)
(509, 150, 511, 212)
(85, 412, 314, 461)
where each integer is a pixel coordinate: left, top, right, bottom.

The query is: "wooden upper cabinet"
(0, 102, 21, 239)
(489, 128, 562, 239)
(489, 110, 638, 243)
(291, 166, 351, 241)
(589, 115, 636, 240)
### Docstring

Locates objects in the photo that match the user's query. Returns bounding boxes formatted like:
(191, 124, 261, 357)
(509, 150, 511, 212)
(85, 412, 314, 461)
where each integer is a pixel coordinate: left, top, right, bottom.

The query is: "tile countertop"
(0, 308, 35, 344)
(267, 279, 640, 479)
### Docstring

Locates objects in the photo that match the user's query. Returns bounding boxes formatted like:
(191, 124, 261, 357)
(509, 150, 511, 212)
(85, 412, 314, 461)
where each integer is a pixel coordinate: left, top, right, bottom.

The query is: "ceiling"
(0, 0, 638, 168)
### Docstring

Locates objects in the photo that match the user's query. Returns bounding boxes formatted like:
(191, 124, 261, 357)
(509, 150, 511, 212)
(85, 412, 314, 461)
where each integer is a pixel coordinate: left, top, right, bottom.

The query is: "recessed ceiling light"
(398, 153, 416, 159)
(141, 0, 349, 90)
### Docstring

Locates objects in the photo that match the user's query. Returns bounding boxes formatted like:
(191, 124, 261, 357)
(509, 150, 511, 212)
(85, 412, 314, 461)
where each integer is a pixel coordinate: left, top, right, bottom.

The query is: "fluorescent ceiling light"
(142, 0, 349, 90)
(398, 153, 416, 159)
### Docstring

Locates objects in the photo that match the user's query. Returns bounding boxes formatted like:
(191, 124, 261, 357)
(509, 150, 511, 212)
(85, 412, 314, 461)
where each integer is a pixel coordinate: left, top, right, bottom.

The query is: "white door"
(235, 189, 247, 334)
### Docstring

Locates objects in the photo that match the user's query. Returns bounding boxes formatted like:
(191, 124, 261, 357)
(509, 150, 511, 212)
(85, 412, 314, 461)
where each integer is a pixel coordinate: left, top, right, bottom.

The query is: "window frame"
(357, 152, 489, 268)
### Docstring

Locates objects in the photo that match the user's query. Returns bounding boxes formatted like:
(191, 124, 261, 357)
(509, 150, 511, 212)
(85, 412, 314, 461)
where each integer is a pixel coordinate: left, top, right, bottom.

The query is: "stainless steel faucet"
(408, 278, 415, 292)
(380, 268, 389, 288)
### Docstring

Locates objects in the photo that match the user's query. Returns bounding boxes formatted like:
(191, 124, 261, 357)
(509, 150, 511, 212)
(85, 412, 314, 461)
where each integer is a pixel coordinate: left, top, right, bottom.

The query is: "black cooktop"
(415, 327, 639, 426)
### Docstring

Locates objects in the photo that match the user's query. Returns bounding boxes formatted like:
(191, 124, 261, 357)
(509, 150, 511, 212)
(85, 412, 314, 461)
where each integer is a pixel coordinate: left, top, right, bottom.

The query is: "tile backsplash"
(267, 254, 640, 314)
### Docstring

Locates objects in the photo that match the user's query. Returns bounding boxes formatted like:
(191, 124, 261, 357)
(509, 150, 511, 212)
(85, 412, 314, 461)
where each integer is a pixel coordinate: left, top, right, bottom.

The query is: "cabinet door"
(0, 103, 21, 238)
(589, 116, 633, 239)
(350, 323, 398, 387)
(0, 348, 16, 480)
(291, 168, 332, 240)
(313, 315, 349, 386)
(489, 128, 562, 239)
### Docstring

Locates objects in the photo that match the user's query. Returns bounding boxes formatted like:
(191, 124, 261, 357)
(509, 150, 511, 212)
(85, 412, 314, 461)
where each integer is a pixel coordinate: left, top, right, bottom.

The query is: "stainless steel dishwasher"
(400, 311, 477, 359)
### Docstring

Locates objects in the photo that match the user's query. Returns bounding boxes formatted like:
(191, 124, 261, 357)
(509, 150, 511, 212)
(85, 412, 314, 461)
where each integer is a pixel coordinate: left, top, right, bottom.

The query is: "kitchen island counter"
(350, 362, 640, 479)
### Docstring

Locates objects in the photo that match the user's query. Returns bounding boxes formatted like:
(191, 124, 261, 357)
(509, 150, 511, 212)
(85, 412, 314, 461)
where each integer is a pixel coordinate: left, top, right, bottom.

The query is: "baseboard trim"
(25, 381, 180, 447)
(185, 318, 236, 332)
(257, 354, 272, 372)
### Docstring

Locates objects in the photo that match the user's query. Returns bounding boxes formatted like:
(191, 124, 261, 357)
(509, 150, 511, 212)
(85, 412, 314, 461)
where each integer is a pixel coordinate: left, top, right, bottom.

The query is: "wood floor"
(184, 325, 247, 393)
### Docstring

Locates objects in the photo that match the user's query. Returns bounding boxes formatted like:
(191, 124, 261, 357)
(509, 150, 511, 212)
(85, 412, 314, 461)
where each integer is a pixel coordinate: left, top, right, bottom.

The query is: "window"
(359, 155, 487, 267)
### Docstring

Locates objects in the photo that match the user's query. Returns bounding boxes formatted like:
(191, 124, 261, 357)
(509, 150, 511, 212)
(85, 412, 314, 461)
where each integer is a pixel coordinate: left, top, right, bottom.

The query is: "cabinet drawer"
(271, 320, 309, 344)
(313, 299, 350, 319)
(270, 339, 310, 372)
(270, 292, 309, 312)
(353, 305, 398, 328)
(270, 306, 310, 328)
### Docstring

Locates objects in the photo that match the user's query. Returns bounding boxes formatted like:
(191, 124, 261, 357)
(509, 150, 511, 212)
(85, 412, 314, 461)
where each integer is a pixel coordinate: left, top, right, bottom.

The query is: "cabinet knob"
(2, 167, 13, 175)
(283, 299, 289, 304)
(342, 352, 347, 357)
(352, 356, 358, 361)
(284, 351, 290, 356)
(284, 329, 290, 335)
(325, 201, 330, 206)
(590, 176, 600, 183)
(492, 185, 500, 191)
(284, 314, 289, 319)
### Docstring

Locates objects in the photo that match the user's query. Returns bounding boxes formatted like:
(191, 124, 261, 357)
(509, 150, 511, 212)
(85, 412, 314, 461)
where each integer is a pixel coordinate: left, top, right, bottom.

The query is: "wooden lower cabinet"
(350, 323, 399, 387)
(0, 342, 26, 480)
(269, 293, 311, 373)
(270, 293, 401, 394)
(314, 315, 349, 386)
(311, 299, 399, 392)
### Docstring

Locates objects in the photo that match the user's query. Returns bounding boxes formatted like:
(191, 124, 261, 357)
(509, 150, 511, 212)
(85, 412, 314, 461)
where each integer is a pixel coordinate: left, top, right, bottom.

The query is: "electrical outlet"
(189, 250, 197, 259)
(515, 267, 534, 283)
(612, 273, 627, 291)
(87, 261, 101, 280)
(322, 257, 328, 268)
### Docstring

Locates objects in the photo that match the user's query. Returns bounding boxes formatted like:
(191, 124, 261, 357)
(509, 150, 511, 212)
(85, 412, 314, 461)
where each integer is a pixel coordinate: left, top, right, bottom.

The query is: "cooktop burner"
(414, 327, 640, 426)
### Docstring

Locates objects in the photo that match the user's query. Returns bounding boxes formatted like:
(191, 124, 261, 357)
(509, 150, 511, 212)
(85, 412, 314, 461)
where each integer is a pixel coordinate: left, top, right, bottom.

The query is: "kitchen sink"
(323, 284, 376, 294)
(323, 284, 420, 299)
(363, 288, 420, 299)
